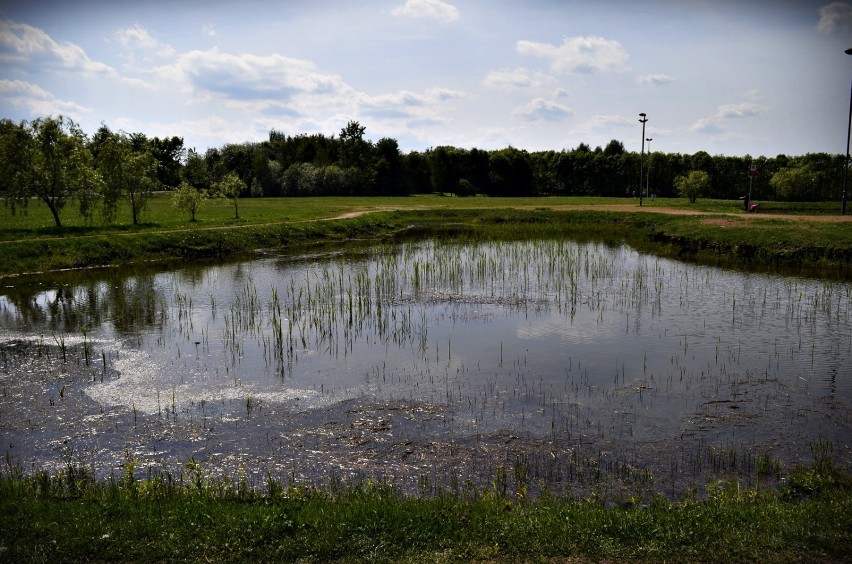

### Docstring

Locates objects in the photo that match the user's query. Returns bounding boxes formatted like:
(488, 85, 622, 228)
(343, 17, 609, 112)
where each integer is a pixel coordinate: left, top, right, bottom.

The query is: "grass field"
(2, 194, 851, 278)
(1, 455, 849, 563)
(1, 194, 846, 237)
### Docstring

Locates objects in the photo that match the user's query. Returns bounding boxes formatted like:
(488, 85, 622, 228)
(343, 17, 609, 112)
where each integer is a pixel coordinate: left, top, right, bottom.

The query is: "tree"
(220, 143, 255, 190)
(373, 137, 404, 195)
(455, 178, 476, 197)
(487, 147, 534, 197)
(172, 181, 206, 221)
(96, 129, 159, 225)
(338, 120, 370, 170)
(183, 148, 211, 189)
(674, 170, 711, 203)
(213, 172, 245, 219)
(252, 151, 283, 196)
(603, 139, 625, 156)
(769, 166, 824, 201)
(282, 162, 318, 196)
(149, 135, 184, 188)
(1, 116, 100, 227)
(317, 165, 348, 195)
(402, 152, 432, 194)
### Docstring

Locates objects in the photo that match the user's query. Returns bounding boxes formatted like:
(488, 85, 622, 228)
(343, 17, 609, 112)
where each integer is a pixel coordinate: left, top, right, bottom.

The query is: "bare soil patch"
(699, 218, 747, 228)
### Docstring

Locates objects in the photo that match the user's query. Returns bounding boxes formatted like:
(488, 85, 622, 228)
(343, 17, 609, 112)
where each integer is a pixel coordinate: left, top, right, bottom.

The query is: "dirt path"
(328, 203, 852, 223)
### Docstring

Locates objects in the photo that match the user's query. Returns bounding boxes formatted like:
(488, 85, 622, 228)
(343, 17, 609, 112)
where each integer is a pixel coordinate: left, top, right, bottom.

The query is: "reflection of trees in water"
(105, 276, 164, 334)
(173, 264, 209, 289)
(1, 272, 166, 335)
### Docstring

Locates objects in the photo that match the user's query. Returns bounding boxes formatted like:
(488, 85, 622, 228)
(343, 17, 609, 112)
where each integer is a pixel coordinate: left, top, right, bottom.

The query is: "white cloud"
(391, 0, 460, 22)
(511, 98, 573, 122)
(0, 79, 91, 118)
(517, 35, 628, 74)
(483, 67, 556, 90)
(0, 19, 115, 75)
(115, 25, 157, 49)
(155, 48, 353, 104)
(0, 79, 52, 98)
(572, 114, 636, 135)
(691, 102, 767, 134)
(358, 87, 469, 121)
(202, 23, 217, 37)
(637, 73, 675, 86)
(425, 87, 470, 102)
(113, 24, 175, 60)
(817, 2, 852, 34)
(716, 102, 765, 119)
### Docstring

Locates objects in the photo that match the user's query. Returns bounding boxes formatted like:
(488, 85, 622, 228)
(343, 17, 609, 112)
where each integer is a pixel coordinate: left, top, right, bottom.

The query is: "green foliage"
(338, 120, 369, 170)
(282, 162, 360, 196)
(0, 115, 100, 227)
(172, 181, 207, 222)
(785, 438, 850, 497)
(603, 139, 625, 156)
(455, 178, 476, 197)
(4, 114, 850, 205)
(148, 135, 185, 188)
(372, 137, 404, 196)
(183, 148, 211, 189)
(95, 128, 159, 224)
(487, 147, 534, 197)
(675, 170, 711, 203)
(769, 164, 837, 201)
(1, 461, 849, 562)
(212, 171, 245, 219)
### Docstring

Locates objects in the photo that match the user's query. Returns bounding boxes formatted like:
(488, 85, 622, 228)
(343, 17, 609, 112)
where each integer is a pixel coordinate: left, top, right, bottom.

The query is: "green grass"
(1, 461, 849, 562)
(2, 195, 851, 278)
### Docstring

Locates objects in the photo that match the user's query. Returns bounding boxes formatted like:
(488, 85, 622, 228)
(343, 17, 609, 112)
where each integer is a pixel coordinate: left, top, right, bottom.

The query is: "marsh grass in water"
(1, 235, 849, 500)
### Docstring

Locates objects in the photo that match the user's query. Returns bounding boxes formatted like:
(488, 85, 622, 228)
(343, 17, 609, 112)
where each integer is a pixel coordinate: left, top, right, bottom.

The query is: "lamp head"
(846, 48, 852, 55)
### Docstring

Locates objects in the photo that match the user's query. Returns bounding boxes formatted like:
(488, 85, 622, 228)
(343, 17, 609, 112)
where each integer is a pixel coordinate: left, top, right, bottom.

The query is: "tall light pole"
(843, 48, 852, 215)
(639, 113, 648, 206)
(646, 138, 653, 198)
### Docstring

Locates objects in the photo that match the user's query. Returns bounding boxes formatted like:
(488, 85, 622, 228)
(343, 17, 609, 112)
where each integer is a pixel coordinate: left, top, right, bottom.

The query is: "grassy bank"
(1, 460, 849, 562)
(2, 195, 851, 277)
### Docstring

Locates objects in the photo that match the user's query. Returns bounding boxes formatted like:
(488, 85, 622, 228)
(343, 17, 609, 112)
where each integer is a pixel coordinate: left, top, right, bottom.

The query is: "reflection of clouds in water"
(0, 331, 106, 348)
(85, 345, 320, 415)
(0, 295, 18, 316)
(515, 315, 609, 344)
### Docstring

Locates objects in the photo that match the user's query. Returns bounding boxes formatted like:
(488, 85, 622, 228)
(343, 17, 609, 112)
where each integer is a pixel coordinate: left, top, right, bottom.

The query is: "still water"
(1, 238, 849, 495)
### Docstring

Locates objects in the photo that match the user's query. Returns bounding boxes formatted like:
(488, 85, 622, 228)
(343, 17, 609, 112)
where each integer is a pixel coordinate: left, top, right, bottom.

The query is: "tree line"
(0, 115, 847, 227)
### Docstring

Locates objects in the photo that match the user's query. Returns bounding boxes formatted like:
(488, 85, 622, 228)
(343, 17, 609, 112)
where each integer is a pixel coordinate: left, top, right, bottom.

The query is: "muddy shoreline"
(3, 337, 848, 500)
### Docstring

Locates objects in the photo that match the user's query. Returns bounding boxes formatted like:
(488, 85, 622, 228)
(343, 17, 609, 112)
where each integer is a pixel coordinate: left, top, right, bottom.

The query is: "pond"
(1, 237, 849, 498)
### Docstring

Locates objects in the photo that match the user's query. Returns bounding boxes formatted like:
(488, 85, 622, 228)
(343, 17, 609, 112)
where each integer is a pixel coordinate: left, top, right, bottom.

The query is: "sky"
(1, 0, 851, 158)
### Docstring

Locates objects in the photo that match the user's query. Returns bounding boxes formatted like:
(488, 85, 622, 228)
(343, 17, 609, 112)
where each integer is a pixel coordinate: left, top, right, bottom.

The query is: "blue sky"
(1, 0, 850, 157)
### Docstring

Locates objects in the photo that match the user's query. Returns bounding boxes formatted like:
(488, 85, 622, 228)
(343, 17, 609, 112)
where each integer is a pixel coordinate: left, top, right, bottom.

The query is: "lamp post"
(646, 138, 653, 198)
(843, 48, 852, 215)
(639, 113, 648, 206)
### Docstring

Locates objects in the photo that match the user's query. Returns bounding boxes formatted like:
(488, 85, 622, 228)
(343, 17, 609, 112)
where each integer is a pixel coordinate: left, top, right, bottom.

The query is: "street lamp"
(843, 48, 852, 215)
(646, 138, 653, 198)
(639, 113, 648, 206)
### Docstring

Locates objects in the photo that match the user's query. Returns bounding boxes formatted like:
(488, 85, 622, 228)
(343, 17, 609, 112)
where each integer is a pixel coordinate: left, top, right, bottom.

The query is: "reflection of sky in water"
(1, 240, 850, 433)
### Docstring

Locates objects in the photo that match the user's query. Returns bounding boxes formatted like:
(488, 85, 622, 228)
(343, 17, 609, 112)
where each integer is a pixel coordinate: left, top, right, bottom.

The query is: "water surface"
(1, 238, 849, 496)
